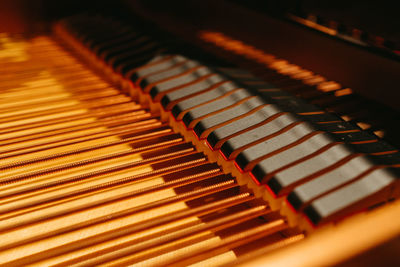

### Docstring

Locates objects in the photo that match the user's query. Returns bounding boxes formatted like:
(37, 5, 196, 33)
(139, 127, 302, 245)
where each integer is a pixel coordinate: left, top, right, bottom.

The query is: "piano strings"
(0, 34, 302, 266)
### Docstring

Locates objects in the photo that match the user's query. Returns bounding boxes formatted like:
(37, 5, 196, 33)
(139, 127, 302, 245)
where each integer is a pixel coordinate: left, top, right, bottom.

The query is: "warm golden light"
(198, 31, 354, 97)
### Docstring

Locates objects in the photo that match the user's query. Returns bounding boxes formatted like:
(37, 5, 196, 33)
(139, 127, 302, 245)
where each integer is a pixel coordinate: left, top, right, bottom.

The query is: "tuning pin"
(374, 36, 385, 48)
(352, 28, 362, 40)
(328, 20, 339, 31)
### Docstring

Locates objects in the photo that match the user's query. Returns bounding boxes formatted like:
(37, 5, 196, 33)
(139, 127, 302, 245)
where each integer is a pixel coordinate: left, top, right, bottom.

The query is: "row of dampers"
(197, 28, 400, 150)
(56, 15, 400, 229)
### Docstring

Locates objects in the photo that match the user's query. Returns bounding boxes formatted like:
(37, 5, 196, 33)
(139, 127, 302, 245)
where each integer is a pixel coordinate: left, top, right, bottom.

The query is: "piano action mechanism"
(0, 1, 399, 266)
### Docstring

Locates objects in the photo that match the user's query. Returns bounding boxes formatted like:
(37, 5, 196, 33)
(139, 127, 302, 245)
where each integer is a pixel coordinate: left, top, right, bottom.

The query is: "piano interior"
(0, 0, 399, 266)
